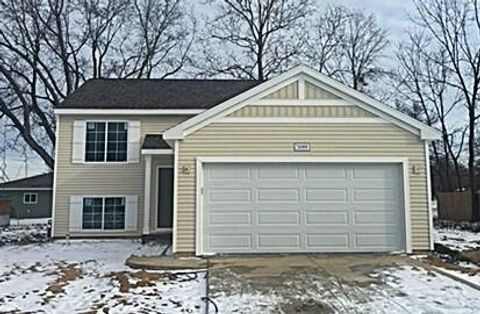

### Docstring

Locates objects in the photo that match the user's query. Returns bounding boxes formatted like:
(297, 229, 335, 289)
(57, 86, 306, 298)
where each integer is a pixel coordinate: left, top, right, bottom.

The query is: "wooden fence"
(437, 192, 474, 221)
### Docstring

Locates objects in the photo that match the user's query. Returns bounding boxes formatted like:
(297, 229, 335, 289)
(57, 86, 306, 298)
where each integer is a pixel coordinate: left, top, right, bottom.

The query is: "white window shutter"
(125, 195, 138, 231)
(72, 121, 85, 163)
(69, 196, 83, 232)
(127, 121, 141, 163)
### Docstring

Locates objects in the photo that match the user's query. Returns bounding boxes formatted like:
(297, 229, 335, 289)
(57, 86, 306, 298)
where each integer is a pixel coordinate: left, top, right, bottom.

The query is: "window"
(23, 193, 38, 204)
(82, 197, 125, 230)
(85, 122, 127, 162)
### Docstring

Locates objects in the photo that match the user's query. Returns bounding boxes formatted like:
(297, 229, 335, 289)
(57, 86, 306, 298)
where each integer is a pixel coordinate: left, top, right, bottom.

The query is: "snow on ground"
(435, 226, 480, 251)
(0, 223, 50, 245)
(365, 266, 480, 313)
(431, 225, 480, 288)
(210, 265, 480, 313)
(0, 240, 206, 313)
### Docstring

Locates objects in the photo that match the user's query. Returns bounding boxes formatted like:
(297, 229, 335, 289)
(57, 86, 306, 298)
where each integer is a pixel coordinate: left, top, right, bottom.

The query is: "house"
(0, 173, 53, 219)
(51, 65, 441, 255)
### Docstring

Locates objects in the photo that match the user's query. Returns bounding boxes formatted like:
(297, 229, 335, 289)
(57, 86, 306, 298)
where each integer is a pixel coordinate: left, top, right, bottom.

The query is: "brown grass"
(46, 264, 82, 294)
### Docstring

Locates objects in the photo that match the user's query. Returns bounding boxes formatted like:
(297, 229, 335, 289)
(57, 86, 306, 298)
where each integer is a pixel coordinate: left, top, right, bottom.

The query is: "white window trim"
(79, 195, 127, 232)
(195, 156, 412, 256)
(23, 192, 38, 204)
(83, 120, 129, 164)
(154, 165, 174, 233)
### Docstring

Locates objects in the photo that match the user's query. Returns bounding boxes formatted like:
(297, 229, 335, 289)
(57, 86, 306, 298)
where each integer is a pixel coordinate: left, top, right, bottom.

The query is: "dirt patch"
(46, 264, 82, 294)
(461, 249, 480, 265)
(423, 254, 480, 277)
(109, 270, 176, 293)
(281, 298, 334, 314)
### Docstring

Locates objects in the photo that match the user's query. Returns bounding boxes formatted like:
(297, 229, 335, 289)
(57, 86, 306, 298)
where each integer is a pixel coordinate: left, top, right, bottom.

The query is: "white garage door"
(201, 163, 405, 254)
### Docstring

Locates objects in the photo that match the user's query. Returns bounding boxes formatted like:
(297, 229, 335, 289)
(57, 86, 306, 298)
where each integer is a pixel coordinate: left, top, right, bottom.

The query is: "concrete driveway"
(207, 254, 480, 313)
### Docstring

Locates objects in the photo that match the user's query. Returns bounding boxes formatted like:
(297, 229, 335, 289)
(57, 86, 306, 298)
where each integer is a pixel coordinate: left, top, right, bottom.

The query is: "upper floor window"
(85, 122, 127, 162)
(23, 192, 38, 204)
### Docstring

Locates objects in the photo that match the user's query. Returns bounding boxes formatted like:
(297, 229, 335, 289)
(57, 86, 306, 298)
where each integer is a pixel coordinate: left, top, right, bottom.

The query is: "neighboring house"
(52, 65, 441, 255)
(0, 173, 53, 219)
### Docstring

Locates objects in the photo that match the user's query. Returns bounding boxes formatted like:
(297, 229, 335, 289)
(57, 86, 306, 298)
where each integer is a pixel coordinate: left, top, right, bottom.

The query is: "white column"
(143, 154, 152, 235)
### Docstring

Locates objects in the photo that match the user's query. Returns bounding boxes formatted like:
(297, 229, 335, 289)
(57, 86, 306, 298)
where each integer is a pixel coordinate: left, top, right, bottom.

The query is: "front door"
(157, 167, 173, 229)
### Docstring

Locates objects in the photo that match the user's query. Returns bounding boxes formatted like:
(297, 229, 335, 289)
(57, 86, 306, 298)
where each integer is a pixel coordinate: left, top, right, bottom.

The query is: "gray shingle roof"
(0, 173, 53, 189)
(58, 79, 261, 109)
(142, 135, 170, 149)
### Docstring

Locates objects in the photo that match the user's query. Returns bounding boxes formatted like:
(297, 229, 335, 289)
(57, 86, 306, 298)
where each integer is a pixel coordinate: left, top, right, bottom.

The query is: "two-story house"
(52, 65, 441, 255)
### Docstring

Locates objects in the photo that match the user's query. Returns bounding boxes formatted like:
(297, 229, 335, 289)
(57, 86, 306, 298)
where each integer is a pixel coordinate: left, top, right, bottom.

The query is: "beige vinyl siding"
(176, 122, 429, 253)
(305, 81, 339, 99)
(263, 81, 298, 99)
(53, 114, 188, 238)
(228, 105, 375, 118)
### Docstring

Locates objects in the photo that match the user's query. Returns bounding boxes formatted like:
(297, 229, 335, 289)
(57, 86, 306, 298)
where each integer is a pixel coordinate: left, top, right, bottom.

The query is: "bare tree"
(197, 0, 312, 80)
(305, 6, 388, 92)
(395, 32, 465, 193)
(0, 0, 194, 171)
(411, 0, 480, 221)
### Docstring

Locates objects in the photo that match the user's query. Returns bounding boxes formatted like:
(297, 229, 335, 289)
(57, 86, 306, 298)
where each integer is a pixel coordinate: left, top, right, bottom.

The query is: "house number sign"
(293, 142, 311, 152)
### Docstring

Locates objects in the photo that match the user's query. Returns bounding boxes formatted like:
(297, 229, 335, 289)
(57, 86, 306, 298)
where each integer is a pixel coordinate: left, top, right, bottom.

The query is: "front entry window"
(157, 168, 173, 228)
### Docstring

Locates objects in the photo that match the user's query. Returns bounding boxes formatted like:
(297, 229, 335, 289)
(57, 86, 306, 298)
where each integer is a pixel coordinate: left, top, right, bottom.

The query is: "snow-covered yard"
(435, 225, 480, 251)
(0, 240, 206, 313)
(430, 224, 480, 287)
(1, 224, 480, 313)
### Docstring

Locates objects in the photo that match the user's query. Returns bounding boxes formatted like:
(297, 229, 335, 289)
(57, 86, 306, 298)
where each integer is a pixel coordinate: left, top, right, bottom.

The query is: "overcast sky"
(2, 0, 418, 181)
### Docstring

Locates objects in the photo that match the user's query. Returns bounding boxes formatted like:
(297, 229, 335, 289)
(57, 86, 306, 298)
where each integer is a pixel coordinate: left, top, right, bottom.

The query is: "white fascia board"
(141, 149, 174, 155)
(54, 109, 205, 115)
(164, 64, 442, 141)
(299, 68, 442, 140)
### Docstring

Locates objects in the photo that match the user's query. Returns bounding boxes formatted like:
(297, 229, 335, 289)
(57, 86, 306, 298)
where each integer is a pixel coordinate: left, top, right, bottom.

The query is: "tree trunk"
(469, 110, 479, 221)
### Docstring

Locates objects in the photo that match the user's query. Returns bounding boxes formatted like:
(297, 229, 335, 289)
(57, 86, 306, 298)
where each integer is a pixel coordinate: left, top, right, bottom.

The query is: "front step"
(141, 232, 172, 244)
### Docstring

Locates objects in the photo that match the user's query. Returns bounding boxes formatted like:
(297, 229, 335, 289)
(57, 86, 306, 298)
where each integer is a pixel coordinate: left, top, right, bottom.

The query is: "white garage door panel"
(202, 163, 405, 253)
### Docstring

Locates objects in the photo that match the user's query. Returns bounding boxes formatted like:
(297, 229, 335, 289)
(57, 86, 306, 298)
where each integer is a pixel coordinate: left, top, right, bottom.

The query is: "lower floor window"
(82, 197, 125, 230)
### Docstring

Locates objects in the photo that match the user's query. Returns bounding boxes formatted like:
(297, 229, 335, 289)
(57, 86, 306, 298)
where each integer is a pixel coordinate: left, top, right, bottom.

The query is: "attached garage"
(163, 65, 441, 255)
(197, 160, 408, 254)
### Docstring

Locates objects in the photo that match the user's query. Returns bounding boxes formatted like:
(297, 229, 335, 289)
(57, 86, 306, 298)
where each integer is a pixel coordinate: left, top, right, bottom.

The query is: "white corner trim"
(249, 99, 351, 106)
(51, 114, 60, 237)
(425, 141, 434, 251)
(218, 117, 389, 124)
(195, 157, 204, 256)
(141, 149, 174, 155)
(172, 140, 179, 253)
(402, 159, 412, 254)
(194, 156, 412, 255)
(54, 109, 205, 115)
(143, 155, 152, 235)
(163, 65, 442, 141)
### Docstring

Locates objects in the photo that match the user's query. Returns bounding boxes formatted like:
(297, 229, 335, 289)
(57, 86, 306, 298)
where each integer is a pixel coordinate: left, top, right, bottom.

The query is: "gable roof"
(57, 79, 261, 110)
(163, 65, 442, 141)
(0, 173, 53, 189)
(142, 134, 170, 149)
